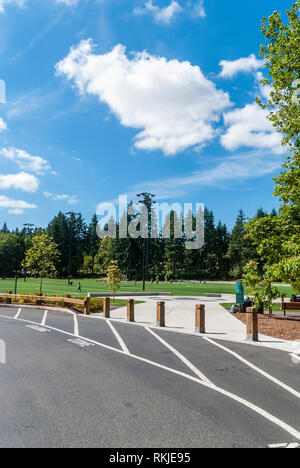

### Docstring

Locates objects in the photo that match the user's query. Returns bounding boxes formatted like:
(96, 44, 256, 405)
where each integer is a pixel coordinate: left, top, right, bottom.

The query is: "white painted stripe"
(269, 442, 299, 448)
(146, 327, 213, 384)
(203, 337, 300, 399)
(1, 312, 300, 442)
(73, 313, 79, 337)
(41, 310, 48, 326)
(106, 319, 129, 354)
(14, 308, 22, 319)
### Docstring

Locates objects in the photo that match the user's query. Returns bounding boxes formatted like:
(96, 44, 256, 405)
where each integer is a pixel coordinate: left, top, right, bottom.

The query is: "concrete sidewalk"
(106, 295, 299, 354)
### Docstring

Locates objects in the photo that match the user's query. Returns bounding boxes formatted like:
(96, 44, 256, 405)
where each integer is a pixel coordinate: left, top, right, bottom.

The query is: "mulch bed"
(235, 313, 300, 341)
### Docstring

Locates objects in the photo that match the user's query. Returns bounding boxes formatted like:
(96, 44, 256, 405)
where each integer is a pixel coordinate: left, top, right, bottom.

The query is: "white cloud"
(0, 147, 51, 174)
(0, 0, 24, 14)
(0, 0, 79, 13)
(192, 0, 206, 18)
(221, 102, 284, 155)
(131, 151, 283, 199)
(43, 191, 78, 204)
(56, 40, 231, 155)
(219, 54, 264, 79)
(134, 1, 182, 25)
(0, 195, 37, 211)
(135, 1, 206, 24)
(0, 117, 7, 131)
(0, 172, 39, 192)
(8, 208, 24, 215)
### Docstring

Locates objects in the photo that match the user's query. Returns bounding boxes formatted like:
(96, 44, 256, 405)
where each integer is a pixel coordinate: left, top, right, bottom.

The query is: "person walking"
(77, 282, 82, 293)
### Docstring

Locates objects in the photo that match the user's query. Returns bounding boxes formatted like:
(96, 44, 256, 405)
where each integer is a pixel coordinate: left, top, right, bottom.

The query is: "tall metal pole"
(137, 193, 156, 291)
(14, 233, 20, 295)
(66, 212, 80, 285)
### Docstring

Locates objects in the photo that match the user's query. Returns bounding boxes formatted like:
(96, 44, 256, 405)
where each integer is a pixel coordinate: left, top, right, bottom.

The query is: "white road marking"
(26, 325, 50, 333)
(290, 354, 300, 365)
(68, 338, 94, 348)
(73, 313, 79, 337)
(1, 312, 300, 442)
(269, 442, 299, 448)
(41, 310, 48, 326)
(146, 327, 213, 384)
(106, 319, 130, 354)
(204, 337, 300, 399)
(14, 308, 22, 319)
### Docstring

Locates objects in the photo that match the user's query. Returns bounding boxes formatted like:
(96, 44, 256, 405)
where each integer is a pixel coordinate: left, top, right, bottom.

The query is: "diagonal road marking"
(204, 337, 300, 399)
(106, 319, 130, 354)
(146, 327, 213, 384)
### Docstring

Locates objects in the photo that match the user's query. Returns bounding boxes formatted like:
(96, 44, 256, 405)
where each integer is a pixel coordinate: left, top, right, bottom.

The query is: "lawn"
(0, 278, 294, 298)
(220, 302, 285, 312)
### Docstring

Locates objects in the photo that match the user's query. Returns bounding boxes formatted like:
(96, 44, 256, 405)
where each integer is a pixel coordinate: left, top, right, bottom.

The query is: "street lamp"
(65, 211, 80, 285)
(137, 193, 156, 291)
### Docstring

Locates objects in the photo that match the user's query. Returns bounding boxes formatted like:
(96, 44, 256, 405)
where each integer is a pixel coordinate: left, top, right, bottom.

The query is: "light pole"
(14, 231, 20, 295)
(66, 211, 80, 285)
(23, 223, 34, 282)
(137, 193, 156, 291)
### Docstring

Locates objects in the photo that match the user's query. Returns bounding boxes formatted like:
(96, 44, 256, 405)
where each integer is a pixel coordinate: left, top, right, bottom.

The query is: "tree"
(22, 234, 60, 293)
(227, 210, 256, 278)
(246, 2, 300, 290)
(107, 260, 122, 298)
(0, 233, 18, 277)
(85, 214, 100, 274)
(243, 261, 280, 317)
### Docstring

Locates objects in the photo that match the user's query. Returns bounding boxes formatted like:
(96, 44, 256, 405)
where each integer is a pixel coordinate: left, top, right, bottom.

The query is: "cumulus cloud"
(219, 54, 264, 79)
(56, 40, 231, 155)
(134, 1, 206, 24)
(43, 191, 78, 204)
(221, 103, 284, 155)
(0, 172, 39, 192)
(0, 117, 7, 132)
(0, 195, 37, 213)
(0, 147, 51, 174)
(134, 1, 182, 25)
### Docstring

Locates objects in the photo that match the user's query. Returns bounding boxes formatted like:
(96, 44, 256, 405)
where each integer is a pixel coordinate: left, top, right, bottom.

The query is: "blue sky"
(0, 0, 291, 230)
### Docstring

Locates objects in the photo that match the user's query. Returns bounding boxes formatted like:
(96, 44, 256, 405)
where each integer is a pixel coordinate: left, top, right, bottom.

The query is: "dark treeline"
(0, 206, 276, 280)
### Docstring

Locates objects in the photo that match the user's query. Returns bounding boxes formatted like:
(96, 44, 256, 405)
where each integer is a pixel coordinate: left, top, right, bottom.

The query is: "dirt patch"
(235, 313, 300, 341)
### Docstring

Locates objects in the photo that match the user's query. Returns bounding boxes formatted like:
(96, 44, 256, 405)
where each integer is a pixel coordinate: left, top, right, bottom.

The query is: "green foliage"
(22, 234, 60, 292)
(242, 261, 281, 314)
(246, 2, 300, 291)
(107, 260, 122, 296)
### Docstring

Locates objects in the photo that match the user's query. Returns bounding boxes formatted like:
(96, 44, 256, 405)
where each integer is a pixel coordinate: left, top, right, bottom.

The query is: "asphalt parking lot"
(0, 305, 299, 448)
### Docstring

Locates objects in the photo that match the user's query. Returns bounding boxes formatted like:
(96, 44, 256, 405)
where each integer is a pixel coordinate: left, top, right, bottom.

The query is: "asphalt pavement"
(0, 305, 299, 448)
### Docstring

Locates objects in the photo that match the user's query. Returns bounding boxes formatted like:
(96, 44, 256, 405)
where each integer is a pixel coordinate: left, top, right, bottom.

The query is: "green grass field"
(0, 278, 294, 298)
(220, 302, 284, 312)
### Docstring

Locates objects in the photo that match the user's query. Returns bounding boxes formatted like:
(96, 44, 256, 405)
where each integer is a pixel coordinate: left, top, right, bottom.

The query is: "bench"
(281, 302, 300, 317)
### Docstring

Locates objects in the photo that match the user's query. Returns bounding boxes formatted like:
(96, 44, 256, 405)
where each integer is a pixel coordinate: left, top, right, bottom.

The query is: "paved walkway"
(106, 295, 300, 354)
